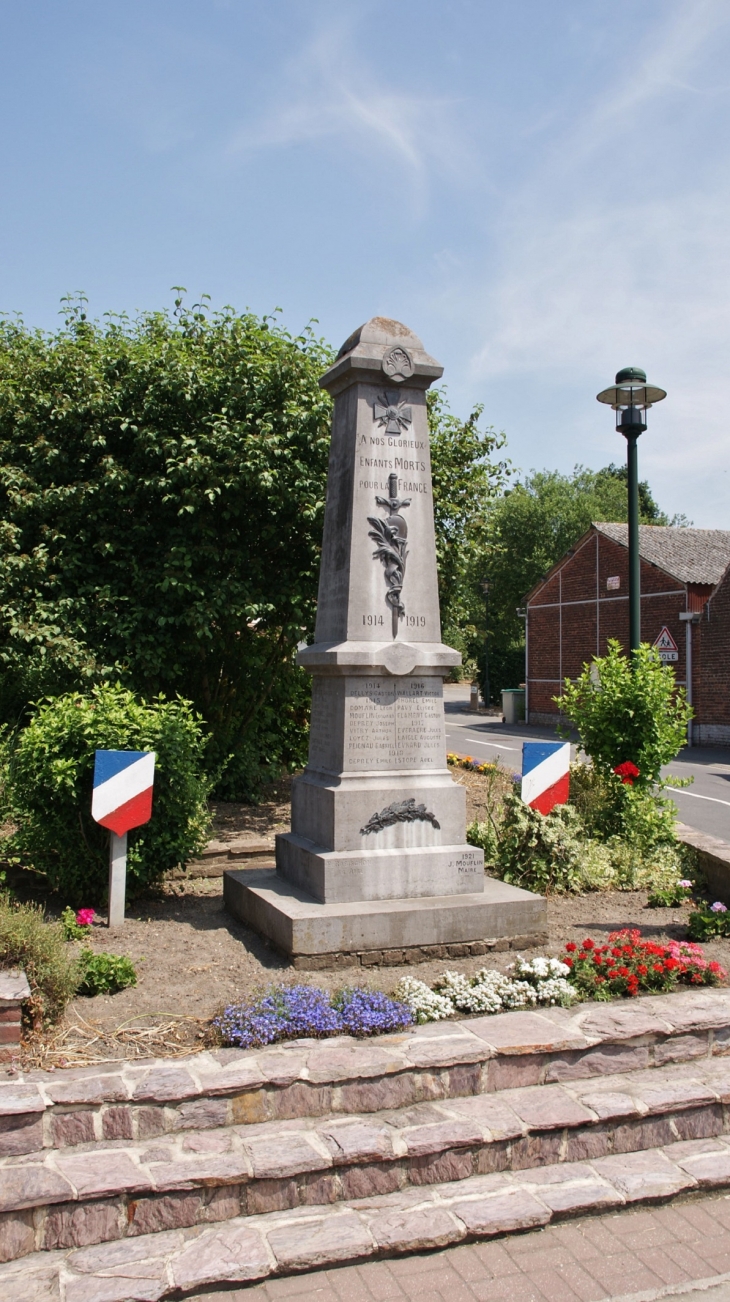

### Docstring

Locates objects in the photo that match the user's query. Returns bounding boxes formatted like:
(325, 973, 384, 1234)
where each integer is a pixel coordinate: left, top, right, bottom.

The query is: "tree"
(477, 465, 675, 701)
(427, 389, 510, 666)
(0, 295, 333, 796)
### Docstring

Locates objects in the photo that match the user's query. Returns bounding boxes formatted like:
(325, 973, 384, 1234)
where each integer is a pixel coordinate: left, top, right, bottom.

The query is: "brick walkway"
(193, 1193, 730, 1302)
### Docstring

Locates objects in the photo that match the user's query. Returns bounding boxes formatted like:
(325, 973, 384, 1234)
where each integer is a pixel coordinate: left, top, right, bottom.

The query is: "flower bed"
(561, 929, 725, 999)
(395, 958, 575, 1023)
(214, 985, 413, 1048)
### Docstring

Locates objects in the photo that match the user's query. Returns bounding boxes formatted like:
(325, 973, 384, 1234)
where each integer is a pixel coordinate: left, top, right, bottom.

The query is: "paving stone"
(450, 1186, 550, 1235)
(654, 1033, 708, 1064)
(43, 1200, 122, 1250)
(100, 1107, 133, 1142)
(174, 1097, 228, 1130)
(503, 1085, 597, 1130)
(545, 1045, 651, 1082)
(130, 1068, 199, 1103)
(55, 1150, 153, 1199)
(592, 1149, 697, 1201)
(170, 1220, 271, 1290)
(246, 1133, 332, 1179)
(0, 1083, 46, 1116)
(265, 1211, 375, 1270)
(515, 1164, 623, 1215)
(319, 1120, 395, 1165)
(402, 1117, 484, 1158)
(575, 1005, 671, 1042)
(447, 1095, 524, 1141)
(51, 1112, 96, 1147)
(45, 1076, 127, 1106)
(573, 1088, 646, 1121)
(0, 1111, 44, 1156)
(468, 1012, 587, 1055)
(0, 1209, 35, 1262)
(180, 1127, 234, 1153)
(149, 1152, 252, 1191)
(0, 1164, 74, 1213)
(367, 1206, 462, 1252)
(627, 1071, 717, 1114)
(135, 1107, 166, 1139)
(673, 1146, 730, 1186)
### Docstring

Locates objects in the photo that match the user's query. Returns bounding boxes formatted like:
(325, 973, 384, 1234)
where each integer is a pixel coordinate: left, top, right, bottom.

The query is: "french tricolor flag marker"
(92, 751, 155, 927)
(521, 742, 570, 815)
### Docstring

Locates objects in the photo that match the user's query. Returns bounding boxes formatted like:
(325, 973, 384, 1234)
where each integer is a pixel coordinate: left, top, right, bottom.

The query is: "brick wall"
(694, 565, 730, 745)
(526, 528, 691, 725)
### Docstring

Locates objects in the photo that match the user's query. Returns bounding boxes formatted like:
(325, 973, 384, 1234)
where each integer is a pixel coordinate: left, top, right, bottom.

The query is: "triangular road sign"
(653, 626, 679, 660)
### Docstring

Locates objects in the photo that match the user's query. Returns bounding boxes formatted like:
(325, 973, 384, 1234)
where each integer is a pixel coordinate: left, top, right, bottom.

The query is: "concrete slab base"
(223, 867, 547, 968)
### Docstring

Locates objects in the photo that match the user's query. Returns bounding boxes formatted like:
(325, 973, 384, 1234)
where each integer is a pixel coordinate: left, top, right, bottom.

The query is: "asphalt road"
(443, 683, 730, 842)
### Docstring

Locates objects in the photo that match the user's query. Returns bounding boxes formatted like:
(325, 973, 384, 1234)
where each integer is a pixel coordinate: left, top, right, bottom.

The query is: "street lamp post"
(481, 580, 490, 708)
(596, 368, 666, 655)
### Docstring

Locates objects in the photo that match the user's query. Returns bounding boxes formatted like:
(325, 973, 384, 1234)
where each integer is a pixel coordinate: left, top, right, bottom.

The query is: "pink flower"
(76, 909, 95, 928)
(711, 902, 728, 914)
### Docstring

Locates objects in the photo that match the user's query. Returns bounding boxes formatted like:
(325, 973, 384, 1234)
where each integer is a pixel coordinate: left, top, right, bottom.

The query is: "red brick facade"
(525, 526, 730, 745)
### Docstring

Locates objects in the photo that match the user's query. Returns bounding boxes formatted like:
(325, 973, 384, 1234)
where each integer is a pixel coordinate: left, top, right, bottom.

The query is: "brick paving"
(193, 1193, 730, 1302)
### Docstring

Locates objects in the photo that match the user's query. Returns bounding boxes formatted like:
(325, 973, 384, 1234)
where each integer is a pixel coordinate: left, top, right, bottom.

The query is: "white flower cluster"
(393, 976, 454, 1024)
(394, 956, 576, 1025)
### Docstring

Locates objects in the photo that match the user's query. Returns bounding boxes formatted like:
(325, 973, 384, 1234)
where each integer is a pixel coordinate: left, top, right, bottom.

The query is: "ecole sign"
(653, 627, 679, 662)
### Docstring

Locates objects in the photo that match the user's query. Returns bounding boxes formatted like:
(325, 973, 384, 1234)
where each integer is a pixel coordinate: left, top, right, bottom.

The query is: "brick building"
(525, 524, 730, 745)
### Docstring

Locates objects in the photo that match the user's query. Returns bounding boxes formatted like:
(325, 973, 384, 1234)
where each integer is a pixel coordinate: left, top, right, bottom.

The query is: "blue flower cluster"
(214, 984, 413, 1049)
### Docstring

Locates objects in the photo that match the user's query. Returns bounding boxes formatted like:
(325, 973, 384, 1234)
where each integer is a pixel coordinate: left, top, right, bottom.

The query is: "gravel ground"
(16, 770, 730, 1064)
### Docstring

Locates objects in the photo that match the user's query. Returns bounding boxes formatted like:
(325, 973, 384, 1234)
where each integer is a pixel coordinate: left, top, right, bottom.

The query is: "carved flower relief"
(373, 393, 412, 436)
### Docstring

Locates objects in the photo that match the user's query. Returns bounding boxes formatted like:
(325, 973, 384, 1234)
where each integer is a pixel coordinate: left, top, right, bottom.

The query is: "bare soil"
(13, 772, 730, 1068)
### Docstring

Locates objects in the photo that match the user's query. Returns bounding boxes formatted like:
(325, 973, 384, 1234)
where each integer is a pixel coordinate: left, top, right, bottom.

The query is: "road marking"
(670, 789, 730, 809)
(459, 739, 520, 752)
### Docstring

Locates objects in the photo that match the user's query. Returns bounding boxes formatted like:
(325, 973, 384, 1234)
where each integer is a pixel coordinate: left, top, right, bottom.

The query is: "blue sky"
(1, 0, 729, 524)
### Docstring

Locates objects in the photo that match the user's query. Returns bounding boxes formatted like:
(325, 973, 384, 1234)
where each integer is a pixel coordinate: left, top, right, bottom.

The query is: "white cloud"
(464, 0, 730, 525)
(226, 15, 471, 212)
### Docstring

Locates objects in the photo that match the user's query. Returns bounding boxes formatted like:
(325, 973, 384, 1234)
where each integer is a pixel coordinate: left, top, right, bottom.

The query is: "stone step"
(5, 988, 730, 1156)
(169, 837, 275, 879)
(3, 1053, 730, 1263)
(6, 1136, 730, 1301)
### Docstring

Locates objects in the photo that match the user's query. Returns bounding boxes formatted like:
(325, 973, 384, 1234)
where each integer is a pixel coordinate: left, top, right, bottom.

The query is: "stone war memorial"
(225, 318, 546, 966)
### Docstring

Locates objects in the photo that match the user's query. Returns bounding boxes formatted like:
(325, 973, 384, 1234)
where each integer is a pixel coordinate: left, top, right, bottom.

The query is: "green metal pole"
(627, 432, 640, 655)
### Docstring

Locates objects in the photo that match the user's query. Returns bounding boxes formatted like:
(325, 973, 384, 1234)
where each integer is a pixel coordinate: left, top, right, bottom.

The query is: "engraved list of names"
(344, 677, 445, 770)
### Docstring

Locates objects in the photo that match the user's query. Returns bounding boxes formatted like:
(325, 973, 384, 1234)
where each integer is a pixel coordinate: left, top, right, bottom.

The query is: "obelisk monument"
(224, 319, 546, 964)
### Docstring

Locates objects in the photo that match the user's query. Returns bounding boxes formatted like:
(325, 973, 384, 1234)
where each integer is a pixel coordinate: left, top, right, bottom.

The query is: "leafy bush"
(647, 880, 694, 908)
(493, 789, 615, 894)
(60, 907, 94, 940)
(213, 984, 413, 1048)
(6, 684, 211, 903)
(77, 949, 137, 995)
(558, 641, 691, 788)
(0, 896, 80, 1025)
(562, 929, 724, 999)
(687, 902, 730, 941)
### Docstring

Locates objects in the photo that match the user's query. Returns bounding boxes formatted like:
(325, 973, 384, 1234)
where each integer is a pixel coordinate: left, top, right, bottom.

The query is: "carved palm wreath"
(368, 393, 414, 639)
(360, 798, 440, 837)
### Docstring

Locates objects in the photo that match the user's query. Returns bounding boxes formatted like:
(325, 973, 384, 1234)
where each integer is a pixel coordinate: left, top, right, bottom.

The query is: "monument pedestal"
(224, 319, 546, 963)
(224, 869, 547, 970)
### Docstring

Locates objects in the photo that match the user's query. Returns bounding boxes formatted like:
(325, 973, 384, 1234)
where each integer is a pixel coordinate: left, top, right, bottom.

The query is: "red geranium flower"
(565, 943, 577, 953)
(617, 966, 629, 977)
(582, 938, 595, 950)
(614, 760, 640, 786)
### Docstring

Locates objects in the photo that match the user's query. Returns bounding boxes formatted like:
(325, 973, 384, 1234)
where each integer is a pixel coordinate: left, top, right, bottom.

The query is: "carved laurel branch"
(360, 798, 441, 837)
(367, 516, 408, 618)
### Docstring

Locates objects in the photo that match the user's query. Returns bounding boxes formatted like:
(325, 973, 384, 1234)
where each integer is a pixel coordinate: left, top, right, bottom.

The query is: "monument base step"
(223, 867, 547, 966)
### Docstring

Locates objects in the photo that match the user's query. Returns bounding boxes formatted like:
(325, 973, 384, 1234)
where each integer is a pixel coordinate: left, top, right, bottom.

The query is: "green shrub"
(77, 949, 137, 995)
(6, 684, 211, 904)
(687, 903, 730, 941)
(0, 896, 80, 1025)
(647, 881, 694, 908)
(494, 789, 615, 895)
(558, 641, 692, 788)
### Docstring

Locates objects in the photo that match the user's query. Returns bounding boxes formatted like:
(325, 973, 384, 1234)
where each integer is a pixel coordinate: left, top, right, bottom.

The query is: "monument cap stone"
(321, 317, 443, 397)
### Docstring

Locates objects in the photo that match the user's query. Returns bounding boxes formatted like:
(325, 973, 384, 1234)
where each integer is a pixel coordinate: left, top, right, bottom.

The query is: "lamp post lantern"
(596, 368, 666, 655)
